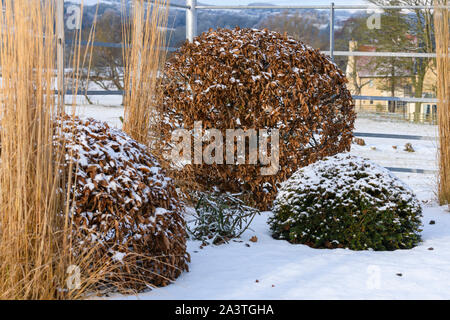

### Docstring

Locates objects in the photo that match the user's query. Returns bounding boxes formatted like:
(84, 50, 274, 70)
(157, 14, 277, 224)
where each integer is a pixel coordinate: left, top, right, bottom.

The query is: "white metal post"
(56, 0, 65, 112)
(329, 2, 335, 61)
(186, 0, 197, 42)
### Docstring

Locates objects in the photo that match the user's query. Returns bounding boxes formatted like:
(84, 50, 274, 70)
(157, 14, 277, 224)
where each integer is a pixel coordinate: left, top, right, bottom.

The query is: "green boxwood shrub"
(269, 153, 422, 250)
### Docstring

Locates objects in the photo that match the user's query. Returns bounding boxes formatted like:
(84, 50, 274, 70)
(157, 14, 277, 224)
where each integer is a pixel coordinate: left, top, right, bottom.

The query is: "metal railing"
(68, 1, 444, 104)
(57, 1, 446, 175)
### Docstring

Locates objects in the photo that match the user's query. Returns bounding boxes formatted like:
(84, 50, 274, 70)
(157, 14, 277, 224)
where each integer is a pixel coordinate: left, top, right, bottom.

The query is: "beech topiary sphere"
(61, 116, 189, 291)
(159, 27, 356, 210)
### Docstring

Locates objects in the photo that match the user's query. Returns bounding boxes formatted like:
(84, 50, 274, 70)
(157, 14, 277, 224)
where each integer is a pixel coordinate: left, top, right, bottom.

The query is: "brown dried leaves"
(61, 116, 190, 291)
(158, 27, 355, 210)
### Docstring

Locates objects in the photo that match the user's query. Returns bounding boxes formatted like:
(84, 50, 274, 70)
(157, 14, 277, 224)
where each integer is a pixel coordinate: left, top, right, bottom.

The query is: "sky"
(200, 0, 370, 6)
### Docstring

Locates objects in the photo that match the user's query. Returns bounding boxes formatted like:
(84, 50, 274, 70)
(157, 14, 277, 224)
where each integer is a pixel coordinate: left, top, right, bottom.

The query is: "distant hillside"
(66, 1, 355, 48)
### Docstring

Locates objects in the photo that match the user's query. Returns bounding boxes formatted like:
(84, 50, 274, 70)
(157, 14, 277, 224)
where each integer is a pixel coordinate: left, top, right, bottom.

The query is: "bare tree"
(77, 10, 125, 104)
(259, 11, 329, 50)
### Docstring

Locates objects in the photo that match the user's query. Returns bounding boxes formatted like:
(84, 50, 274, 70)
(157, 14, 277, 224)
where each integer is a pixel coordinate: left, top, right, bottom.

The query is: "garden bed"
(78, 104, 446, 300)
(109, 204, 450, 300)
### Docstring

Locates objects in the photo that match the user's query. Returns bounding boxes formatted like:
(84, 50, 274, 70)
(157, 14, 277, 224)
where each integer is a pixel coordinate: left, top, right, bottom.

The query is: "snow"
(75, 102, 448, 299)
(60, 116, 179, 247)
(111, 251, 126, 263)
(273, 153, 421, 221)
(106, 205, 449, 300)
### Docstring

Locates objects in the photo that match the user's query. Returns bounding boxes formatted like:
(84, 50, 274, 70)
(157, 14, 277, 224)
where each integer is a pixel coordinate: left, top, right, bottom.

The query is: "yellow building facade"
(345, 41, 437, 122)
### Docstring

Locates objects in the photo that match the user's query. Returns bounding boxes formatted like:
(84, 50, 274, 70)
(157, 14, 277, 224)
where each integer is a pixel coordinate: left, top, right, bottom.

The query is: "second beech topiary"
(158, 27, 355, 210)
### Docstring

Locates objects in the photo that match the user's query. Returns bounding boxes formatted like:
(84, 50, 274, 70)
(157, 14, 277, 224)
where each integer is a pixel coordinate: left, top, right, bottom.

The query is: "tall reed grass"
(0, 0, 124, 299)
(122, 0, 170, 145)
(434, 0, 450, 205)
(0, 0, 68, 299)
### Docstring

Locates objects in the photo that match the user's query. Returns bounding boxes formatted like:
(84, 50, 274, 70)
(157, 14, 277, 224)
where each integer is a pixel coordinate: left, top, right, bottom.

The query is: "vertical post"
(186, 0, 197, 42)
(329, 2, 335, 61)
(56, 0, 65, 112)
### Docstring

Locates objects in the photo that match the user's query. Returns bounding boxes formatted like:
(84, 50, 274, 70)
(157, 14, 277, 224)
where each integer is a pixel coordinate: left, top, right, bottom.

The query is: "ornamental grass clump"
(122, 0, 169, 145)
(269, 154, 422, 251)
(0, 0, 185, 298)
(0, 0, 66, 299)
(434, 0, 450, 205)
(158, 27, 355, 210)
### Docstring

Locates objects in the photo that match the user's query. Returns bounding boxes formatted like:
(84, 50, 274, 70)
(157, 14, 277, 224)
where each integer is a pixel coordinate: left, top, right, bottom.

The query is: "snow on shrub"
(187, 190, 259, 245)
(269, 154, 422, 251)
(158, 27, 355, 210)
(60, 116, 190, 291)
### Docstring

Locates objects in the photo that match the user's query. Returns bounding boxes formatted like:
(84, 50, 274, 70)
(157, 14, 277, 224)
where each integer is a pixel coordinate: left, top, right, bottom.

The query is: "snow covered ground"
(114, 205, 450, 300)
(74, 102, 449, 300)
